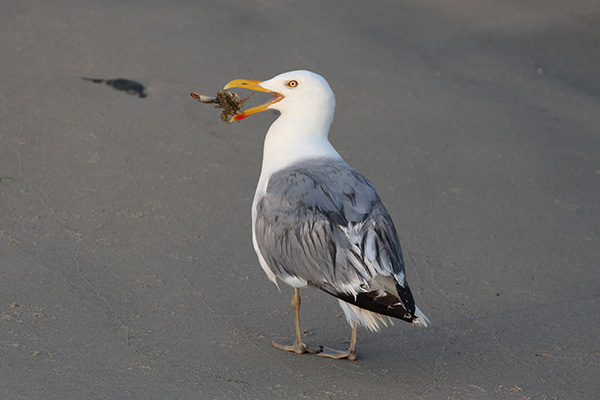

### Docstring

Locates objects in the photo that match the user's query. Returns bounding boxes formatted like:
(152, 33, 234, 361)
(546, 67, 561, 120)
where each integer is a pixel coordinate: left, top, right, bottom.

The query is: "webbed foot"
(317, 346, 357, 361)
(272, 340, 320, 355)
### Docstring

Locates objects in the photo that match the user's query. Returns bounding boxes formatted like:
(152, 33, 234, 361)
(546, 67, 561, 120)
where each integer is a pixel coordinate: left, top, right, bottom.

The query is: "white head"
(224, 70, 336, 128)
(225, 71, 342, 176)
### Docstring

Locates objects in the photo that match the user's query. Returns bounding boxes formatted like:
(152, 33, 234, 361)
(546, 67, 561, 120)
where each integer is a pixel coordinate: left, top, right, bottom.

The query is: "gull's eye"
(286, 80, 299, 88)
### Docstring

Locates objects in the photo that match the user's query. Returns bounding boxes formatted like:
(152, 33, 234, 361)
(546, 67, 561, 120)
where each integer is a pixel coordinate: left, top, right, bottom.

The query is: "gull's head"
(224, 70, 335, 122)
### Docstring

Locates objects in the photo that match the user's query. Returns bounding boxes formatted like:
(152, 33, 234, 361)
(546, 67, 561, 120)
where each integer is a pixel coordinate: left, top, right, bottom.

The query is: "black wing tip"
(334, 289, 416, 323)
(395, 283, 416, 317)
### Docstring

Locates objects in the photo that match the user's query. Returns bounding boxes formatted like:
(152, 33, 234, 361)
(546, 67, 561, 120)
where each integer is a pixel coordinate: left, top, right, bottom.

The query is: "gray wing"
(254, 159, 416, 321)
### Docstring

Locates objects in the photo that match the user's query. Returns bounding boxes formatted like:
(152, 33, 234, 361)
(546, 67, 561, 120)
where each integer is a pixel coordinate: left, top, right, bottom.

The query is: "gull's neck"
(259, 113, 342, 180)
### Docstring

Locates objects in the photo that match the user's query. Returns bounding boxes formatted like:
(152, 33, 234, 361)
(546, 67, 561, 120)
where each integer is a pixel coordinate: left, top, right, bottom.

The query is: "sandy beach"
(1, 1, 599, 398)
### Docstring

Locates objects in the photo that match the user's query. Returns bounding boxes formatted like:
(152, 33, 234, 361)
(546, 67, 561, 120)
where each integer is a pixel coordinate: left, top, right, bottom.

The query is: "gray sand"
(1, 1, 599, 399)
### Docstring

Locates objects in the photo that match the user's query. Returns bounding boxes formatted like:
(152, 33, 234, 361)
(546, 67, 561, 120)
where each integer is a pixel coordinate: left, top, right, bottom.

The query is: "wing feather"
(254, 159, 416, 322)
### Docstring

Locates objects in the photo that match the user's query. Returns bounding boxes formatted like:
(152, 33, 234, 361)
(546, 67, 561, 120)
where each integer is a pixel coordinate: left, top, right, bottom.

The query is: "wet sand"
(1, 1, 599, 399)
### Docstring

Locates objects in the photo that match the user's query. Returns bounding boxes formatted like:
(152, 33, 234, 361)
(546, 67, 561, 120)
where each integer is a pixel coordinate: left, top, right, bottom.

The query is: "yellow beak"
(223, 79, 284, 121)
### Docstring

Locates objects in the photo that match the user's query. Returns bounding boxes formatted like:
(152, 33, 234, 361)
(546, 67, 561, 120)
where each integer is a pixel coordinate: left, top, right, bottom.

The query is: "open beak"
(223, 79, 284, 121)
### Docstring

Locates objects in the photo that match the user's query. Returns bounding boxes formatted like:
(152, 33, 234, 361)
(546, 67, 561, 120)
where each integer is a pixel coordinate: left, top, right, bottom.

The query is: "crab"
(190, 89, 253, 123)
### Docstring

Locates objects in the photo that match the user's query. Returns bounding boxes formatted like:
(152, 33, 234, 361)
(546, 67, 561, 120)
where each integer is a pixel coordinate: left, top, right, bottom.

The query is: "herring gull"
(224, 70, 429, 360)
